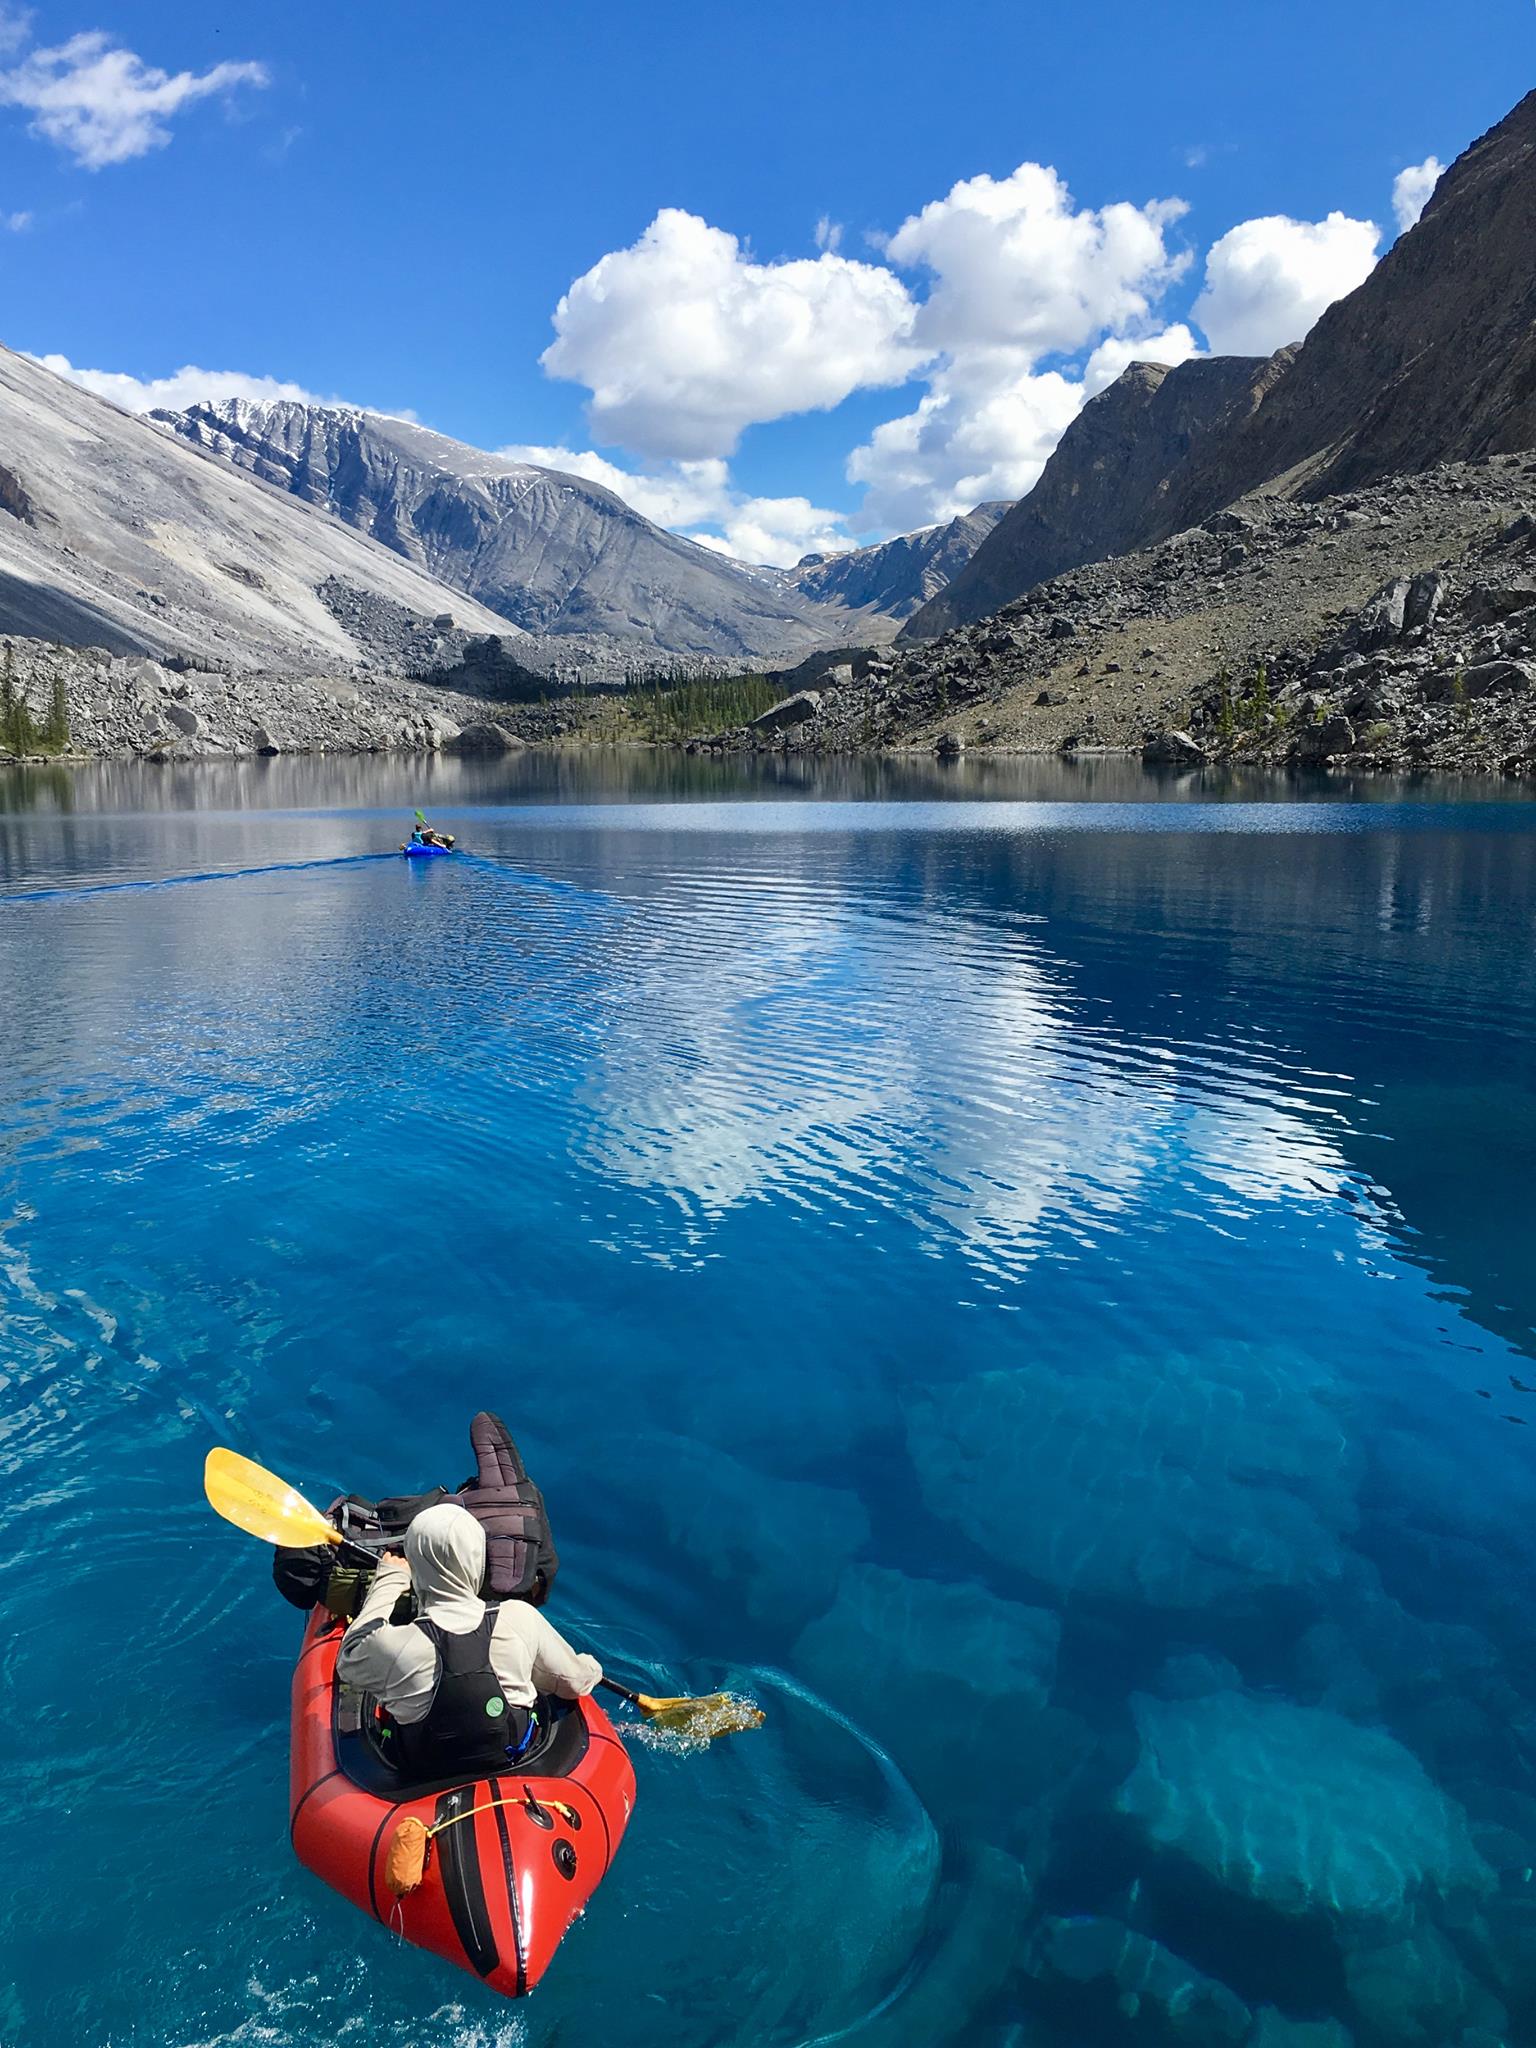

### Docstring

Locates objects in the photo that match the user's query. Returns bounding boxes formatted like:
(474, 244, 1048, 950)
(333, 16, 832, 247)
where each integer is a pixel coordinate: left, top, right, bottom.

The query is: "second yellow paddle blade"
(637, 1692, 765, 1737)
(204, 1446, 342, 1549)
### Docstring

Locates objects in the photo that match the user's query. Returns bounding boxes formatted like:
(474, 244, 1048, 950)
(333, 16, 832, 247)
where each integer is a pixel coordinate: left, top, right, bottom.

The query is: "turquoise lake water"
(3, 752, 1536, 2048)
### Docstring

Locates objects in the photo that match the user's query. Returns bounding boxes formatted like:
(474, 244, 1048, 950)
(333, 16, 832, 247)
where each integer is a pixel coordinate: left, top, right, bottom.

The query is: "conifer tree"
(44, 668, 69, 751)
(0, 644, 32, 756)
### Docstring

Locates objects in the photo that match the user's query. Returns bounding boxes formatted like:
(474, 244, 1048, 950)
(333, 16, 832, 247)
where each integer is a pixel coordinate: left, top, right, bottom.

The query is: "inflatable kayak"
(289, 1605, 636, 1996)
(402, 841, 453, 858)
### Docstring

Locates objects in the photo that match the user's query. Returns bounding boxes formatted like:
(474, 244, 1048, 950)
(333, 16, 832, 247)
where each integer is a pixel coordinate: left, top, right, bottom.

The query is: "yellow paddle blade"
(204, 1447, 343, 1550)
(634, 1691, 765, 1738)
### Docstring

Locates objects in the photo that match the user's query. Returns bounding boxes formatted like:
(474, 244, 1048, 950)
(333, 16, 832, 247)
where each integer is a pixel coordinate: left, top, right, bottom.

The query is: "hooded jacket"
(335, 1503, 600, 1723)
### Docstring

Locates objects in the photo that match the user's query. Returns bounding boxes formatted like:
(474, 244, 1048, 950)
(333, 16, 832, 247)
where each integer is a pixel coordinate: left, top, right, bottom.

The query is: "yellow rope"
(426, 1794, 578, 1837)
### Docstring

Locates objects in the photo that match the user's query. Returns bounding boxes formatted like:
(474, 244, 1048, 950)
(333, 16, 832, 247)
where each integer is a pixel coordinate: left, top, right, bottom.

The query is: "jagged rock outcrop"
(786, 501, 1010, 618)
(906, 357, 1286, 639)
(904, 89, 1536, 639)
(0, 345, 519, 672)
(155, 400, 853, 661)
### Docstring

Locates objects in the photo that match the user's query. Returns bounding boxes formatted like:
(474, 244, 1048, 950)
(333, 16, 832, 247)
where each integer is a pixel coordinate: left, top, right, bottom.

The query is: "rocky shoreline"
(6, 456, 1536, 784)
(691, 454, 1536, 783)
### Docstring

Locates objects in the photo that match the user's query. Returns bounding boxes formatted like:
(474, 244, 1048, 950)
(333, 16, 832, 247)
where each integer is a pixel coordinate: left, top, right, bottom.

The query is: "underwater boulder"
(583, 1429, 870, 1634)
(905, 1344, 1356, 1610)
(793, 1564, 1080, 1822)
(795, 1563, 1059, 1714)
(1249, 2013, 1354, 2048)
(839, 1843, 1029, 2048)
(1118, 1690, 1493, 1921)
(1028, 1914, 1252, 2044)
(1343, 1917, 1508, 2047)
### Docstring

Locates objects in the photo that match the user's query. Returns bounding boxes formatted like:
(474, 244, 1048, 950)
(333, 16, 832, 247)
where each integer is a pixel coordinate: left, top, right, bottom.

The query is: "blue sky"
(0, 0, 1530, 561)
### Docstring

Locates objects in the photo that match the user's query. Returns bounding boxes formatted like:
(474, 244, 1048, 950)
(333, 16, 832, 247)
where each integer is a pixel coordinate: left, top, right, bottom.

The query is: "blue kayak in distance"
(402, 842, 454, 859)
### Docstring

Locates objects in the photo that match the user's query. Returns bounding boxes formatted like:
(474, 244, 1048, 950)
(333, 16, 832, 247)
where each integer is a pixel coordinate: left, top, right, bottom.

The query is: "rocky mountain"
(903, 359, 1286, 639)
(728, 450, 1536, 780)
(905, 88, 1536, 641)
(0, 343, 521, 673)
(784, 502, 1010, 619)
(156, 401, 859, 662)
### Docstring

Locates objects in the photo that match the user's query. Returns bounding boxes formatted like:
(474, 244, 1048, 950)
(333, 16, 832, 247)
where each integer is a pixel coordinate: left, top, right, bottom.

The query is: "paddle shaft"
(598, 1676, 644, 1709)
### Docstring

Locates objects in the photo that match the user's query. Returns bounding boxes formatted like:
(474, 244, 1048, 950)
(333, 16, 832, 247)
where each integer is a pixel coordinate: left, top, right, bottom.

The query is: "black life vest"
(392, 1612, 533, 1780)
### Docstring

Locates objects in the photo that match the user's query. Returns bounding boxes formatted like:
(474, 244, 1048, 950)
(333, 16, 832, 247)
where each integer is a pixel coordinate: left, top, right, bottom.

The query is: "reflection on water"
(2, 757, 1535, 2048)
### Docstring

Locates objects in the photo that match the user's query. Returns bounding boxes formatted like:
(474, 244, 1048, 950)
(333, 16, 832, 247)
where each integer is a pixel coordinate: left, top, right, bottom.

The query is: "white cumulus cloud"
(0, 27, 267, 169)
(1192, 211, 1379, 356)
(848, 355, 1083, 534)
(31, 352, 336, 413)
(541, 206, 922, 461)
(887, 162, 1190, 358)
(1392, 155, 1443, 234)
(1081, 321, 1203, 397)
(499, 440, 853, 566)
(847, 166, 1193, 529)
(538, 165, 1201, 536)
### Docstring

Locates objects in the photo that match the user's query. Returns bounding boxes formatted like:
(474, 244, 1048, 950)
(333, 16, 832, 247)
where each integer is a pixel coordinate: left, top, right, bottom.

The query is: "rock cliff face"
(157, 401, 851, 661)
(786, 501, 1010, 619)
(0, 345, 520, 671)
(905, 358, 1286, 638)
(905, 88, 1536, 639)
(1205, 85, 1536, 504)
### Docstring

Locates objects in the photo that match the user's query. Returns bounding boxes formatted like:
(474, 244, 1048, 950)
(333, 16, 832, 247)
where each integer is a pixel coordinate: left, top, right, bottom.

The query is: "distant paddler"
(401, 807, 456, 855)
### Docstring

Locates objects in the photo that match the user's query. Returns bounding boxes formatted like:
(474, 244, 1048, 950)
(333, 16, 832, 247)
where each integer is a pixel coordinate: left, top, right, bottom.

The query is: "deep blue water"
(4, 753, 1536, 2048)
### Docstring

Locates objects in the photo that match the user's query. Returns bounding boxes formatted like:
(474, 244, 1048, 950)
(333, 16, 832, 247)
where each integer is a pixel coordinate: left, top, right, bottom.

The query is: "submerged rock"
(1343, 1918, 1508, 2047)
(1249, 2013, 1354, 2048)
(1118, 1689, 1492, 1920)
(796, 1564, 1059, 1717)
(1030, 1915, 1251, 2043)
(586, 1430, 870, 1632)
(844, 1844, 1029, 2048)
(792, 1564, 1083, 1822)
(905, 1345, 1355, 1610)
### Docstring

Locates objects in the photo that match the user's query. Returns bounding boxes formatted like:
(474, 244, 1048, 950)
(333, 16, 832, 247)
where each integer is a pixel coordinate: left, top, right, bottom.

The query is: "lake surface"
(3, 752, 1536, 2048)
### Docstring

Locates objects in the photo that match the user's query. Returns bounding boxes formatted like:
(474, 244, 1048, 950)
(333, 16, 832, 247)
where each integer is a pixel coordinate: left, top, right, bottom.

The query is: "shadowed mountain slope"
(904, 89, 1536, 641)
(785, 502, 1010, 620)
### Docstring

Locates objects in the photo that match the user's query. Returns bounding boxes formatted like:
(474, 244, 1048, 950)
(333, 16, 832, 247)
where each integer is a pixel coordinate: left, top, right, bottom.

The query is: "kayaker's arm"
(334, 1554, 415, 1692)
(493, 1602, 602, 1700)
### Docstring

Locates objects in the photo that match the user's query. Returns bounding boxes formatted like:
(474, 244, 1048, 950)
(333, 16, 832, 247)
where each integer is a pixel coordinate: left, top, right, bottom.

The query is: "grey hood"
(404, 1501, 487, 1633)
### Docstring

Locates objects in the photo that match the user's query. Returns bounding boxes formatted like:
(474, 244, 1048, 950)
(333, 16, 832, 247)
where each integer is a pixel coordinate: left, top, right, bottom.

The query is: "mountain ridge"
(0, 345, 524, 674)
(157, 399, 872, 661)
(904, 88, 1536, 640)
(783, 502, 1011, 619)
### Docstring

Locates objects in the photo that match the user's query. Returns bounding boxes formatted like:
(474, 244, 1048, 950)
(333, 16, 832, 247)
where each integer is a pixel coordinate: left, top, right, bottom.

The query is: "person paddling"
(399, 815, 454, 847)
(335, 1502, 600, 1779)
